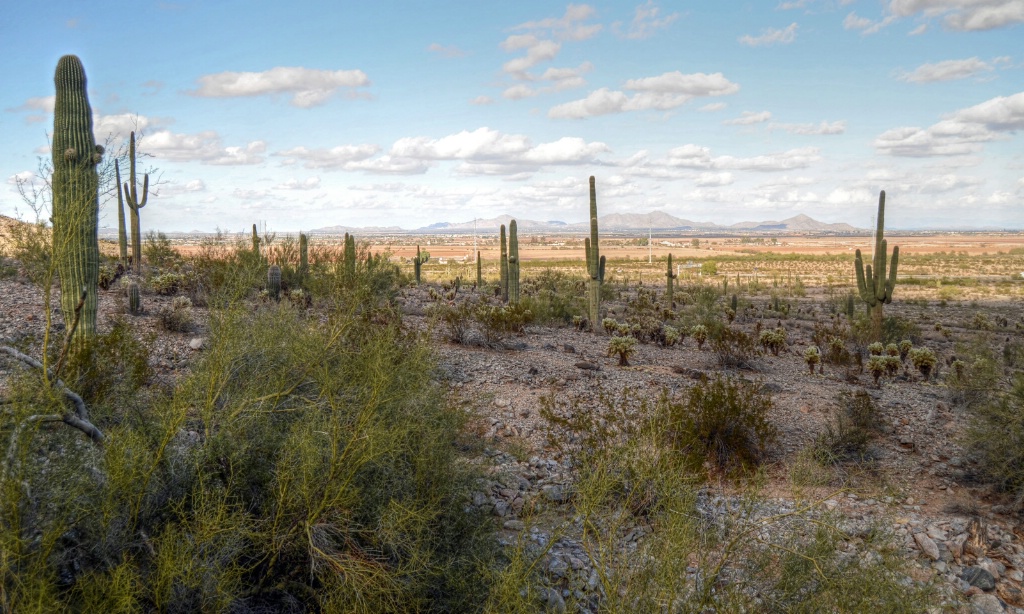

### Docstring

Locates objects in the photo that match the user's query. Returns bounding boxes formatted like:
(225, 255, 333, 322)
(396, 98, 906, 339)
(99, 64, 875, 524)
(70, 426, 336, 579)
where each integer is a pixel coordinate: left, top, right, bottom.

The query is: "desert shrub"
(158, 296, 193, 333)
(143, 230, 180, 270)
(813, 391, 880, 466)
(623, 287, 663, 342)
(60, 316, 153, 410)
(881, 315, 921, 345)
(607, 336, 637, 366)
(517, 268, 583, 325)
(430, 298, 474, 344)
(474, 299, 533, 343)
(946, 335, 1002, 408)
(710, 323, 759, 368)
(149, 271, 186, 296)
(0, 282, 498, 611)
(965, 375, 1024, 508)
(1003, 339, 1024, 370)
(662, 375, 777, 474)
(971, 312, 995, 331)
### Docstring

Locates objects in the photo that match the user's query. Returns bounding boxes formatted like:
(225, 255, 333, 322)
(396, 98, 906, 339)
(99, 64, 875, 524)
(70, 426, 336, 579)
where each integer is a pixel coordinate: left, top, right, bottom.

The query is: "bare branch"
(0, 345, 104, 444)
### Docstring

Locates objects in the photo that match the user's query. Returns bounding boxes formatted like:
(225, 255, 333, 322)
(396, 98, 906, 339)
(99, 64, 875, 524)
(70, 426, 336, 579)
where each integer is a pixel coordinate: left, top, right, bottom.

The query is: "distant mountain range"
(393, 212, 860, 234)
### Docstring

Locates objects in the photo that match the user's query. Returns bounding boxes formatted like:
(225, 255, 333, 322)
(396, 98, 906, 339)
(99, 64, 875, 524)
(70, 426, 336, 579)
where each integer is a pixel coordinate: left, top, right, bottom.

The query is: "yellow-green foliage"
(0, 272, 494, 612)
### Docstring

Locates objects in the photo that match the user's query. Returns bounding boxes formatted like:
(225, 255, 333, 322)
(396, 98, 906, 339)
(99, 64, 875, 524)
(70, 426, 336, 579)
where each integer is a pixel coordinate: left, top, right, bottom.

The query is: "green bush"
(710, 323, 759, 368)
(966, 375, 1024, 508)
(158, 296, 193, 333)
(661, 375, 777, 474)
(946, 335, 1002, 408)
(143, 230, 180, 270)
(813, 391, 880, 465)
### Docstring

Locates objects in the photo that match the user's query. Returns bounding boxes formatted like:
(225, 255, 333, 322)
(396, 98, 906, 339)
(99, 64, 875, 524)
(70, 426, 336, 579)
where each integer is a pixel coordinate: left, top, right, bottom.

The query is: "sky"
(2, 0, 1023, 233)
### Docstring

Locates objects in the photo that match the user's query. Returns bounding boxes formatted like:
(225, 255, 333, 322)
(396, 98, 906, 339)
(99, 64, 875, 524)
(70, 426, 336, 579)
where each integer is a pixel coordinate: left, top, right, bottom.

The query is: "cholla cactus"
(909, 347, 937, 380)
(898, 339, 913, 362)
(804, 346, 821, 375)
(760, 328, 787, 356)
(662, 324, 681, 347)
(867, 355, 886, 386)
(692, 324, 708, 350)
(602, 317, 618, 335)
(607, 336, 636, 366)
(868, 342, 885, 356)
(885, 343, 900, 358)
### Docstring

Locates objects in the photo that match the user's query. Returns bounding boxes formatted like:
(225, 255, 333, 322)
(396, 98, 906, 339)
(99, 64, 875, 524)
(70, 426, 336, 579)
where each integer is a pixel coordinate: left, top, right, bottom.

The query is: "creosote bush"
(662, 375, 777, 475)
(966, 375, 1024, 509)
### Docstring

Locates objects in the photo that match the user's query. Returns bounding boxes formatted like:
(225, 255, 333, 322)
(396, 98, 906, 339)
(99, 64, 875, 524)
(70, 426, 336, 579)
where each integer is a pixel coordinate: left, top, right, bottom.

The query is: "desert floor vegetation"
(2, 224, 1024, 612)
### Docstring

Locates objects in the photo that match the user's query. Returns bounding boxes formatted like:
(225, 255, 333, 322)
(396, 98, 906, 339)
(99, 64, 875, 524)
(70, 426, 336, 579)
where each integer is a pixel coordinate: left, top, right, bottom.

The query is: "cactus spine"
(52, 55, 101, 347)
(114, 159, 128, 265)
(665, 253, 677, 305)
(268, 264, 281, 300)
(854, 190, 899, 341)
(499, 224, 509, 301)
(123, 131, 148, 274)
(476, 251, 482, 290)
(127, 280, 141, 315)
(585, 176, 605, 331)
(508, 219, 520, 304)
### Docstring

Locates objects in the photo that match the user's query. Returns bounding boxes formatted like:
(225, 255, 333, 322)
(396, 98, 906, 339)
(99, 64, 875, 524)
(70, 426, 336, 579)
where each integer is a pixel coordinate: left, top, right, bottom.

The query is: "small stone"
(1006, 569, 1023, 582)
(542, 484, 570, 503)
(545, 588, 566, 613)
(575, 361, 600, 371)
(494, 398, 511, 408)
(188, 337, 205, 350)
(503, 519, 525, 531)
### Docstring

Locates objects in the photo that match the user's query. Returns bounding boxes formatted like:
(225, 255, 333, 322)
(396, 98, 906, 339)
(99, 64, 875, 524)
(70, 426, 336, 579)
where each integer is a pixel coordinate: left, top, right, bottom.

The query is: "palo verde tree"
(854, 190, 899, 341)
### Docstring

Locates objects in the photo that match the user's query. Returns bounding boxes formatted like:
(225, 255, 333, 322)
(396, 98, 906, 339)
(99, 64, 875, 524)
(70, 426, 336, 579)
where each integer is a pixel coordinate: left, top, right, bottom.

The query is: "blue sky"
(2, 0, 1022, 232)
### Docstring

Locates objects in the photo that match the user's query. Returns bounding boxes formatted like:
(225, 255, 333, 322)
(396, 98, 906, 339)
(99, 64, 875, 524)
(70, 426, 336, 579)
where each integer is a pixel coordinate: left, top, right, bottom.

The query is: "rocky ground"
(2, 273, 1023, 613)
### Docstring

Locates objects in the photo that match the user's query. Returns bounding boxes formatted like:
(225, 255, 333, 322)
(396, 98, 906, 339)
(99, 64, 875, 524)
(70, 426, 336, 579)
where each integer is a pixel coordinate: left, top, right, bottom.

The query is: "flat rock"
(914, 532, 941, 561)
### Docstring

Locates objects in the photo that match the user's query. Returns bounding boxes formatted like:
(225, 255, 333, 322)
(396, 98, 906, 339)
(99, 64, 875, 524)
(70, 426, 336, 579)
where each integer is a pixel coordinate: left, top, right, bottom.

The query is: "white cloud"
(153, 179, 206, 199)
(663, 145, 820, 171)
(918, 174, 983, 193)
(825, 187, 874, 205)
(275, 144, 382, 169)
(698, 102, 727, 112)
(739, 22, 798, 46)
(503, 62, 593, 99)
(549, 71, 739, 119)
(694, 172, 734, 186)
(145, 130, 267, 165)
(769, 120, 846, 135)
(897, 57, 994, 82)
(622, 1, 679, 39)
(470, 95, 494, 105)
(190, 67, 370, 108)
(908, 23, 928, 34)
(511, 4, 603, 41)
(724, 111, 772, 125)
(501, 37, 561, 75)
(875, 91, 1024, 156)
(843, 12, 896, 34)
(275, 177, 321, 190)
(888, 0, 1024, 31)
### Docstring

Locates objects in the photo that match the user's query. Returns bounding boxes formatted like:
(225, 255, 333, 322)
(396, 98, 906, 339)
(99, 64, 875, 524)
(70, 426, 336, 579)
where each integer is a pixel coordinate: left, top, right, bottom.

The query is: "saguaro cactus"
(508, 219, 520, 304)
(298, 232, 309, 279)
(51, 54, 101, 347)
(123, 131, 148, 274)
(476, 251, 482, 289)
(585, 176, 606, 331)
(114, 159, 128, 265)
(413, 245, 426, 284)
(126, 280, 141, 315)
(854, 190, 899, 341)
(344, 232, 356, 279)
(252, 224, 260, 254)
(499, 224, 509, 301)
(666, 253, 677, 305)
(267, 265, 281, 300)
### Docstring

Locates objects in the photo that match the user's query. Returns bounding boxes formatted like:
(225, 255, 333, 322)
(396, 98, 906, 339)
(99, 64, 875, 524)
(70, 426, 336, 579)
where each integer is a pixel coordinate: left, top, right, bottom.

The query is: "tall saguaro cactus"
(508, 219, 520, 304)
(584, 176, 606, 331)
(114, 159, 128, 265)
(499, 224, 509, 301)
(252, 224, 260, 254)
(52, 54, 101, 348)
(298, 232, 309, 280)
(123, 131, 148, 274)
(854, 190, 899, 341)
(344, 232, 356, 279)
(666, 253, 677, 306)
(413, 245, 426, 284)
(476, 251, 482, 289)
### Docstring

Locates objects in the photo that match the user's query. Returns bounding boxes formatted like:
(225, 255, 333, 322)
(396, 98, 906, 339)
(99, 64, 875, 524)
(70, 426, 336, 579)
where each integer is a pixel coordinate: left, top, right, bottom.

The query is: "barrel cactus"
(51, 55, 101, 348)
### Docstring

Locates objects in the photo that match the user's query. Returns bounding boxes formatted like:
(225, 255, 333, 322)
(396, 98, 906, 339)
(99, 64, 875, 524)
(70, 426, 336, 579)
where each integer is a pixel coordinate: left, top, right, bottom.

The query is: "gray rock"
(543, 484, 571, 503)
(969, 592, 1005, 614)
(962, 566, 997, 591)
(188, 337, 205, 350)
(915, 533, 941, 561)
